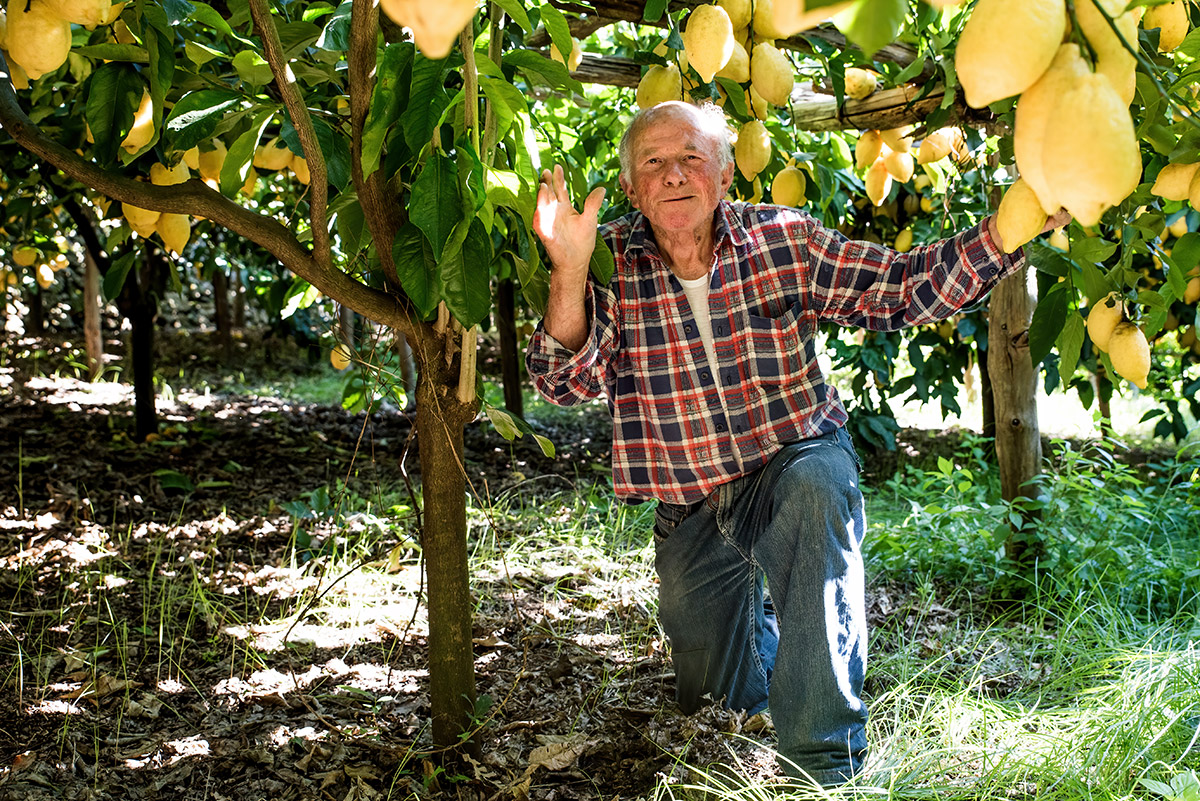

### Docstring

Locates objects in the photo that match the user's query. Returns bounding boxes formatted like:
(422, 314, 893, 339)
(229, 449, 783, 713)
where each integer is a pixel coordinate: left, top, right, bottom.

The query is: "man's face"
(619, 107, 735, 239)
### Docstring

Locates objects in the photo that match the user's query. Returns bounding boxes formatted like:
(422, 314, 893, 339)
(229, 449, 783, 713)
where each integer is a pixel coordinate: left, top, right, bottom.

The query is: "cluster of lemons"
(4, 244, 71, 292)
(854, 125, 966, 207)
(0, 0, 124, 88)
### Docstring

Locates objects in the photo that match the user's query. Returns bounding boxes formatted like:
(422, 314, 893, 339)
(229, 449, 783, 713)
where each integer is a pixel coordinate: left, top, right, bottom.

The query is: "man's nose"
(663, 159, 687, 184)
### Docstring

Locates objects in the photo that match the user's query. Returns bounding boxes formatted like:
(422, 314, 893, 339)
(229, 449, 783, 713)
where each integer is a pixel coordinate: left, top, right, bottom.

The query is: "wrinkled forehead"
(629, 106, 723, 158)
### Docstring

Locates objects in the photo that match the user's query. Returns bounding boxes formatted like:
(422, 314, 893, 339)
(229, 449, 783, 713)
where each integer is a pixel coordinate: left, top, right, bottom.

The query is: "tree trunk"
(84, 249, 103, 380)
(233, 269, 246, 329)
(496, 277, 523, 416)
(213, 269, 233, 364)
(978, 337, 996, 452)
(413, 330, 480, 758)
(1095, 366, 1113, 436)
(987, 267, 1043, 561)
(128, 284, 158, 440)
(28, 287, 45, 336)
(339, 304, 356, 347)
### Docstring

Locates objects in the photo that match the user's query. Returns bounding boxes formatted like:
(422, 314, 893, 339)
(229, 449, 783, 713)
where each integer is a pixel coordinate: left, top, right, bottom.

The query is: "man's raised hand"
(533, 164, 606, 275)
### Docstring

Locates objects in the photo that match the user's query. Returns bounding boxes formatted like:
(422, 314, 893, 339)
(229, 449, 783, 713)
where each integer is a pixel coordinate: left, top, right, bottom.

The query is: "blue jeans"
(653, 429, 868, 787)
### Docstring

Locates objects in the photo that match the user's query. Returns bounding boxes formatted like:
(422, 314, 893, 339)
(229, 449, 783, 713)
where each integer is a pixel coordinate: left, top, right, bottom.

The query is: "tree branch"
(0, 53, 409, 330)
(246, 0, 332, 270)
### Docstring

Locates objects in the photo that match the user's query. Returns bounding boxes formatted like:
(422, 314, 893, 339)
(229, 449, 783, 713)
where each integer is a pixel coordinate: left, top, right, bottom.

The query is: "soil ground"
(0, 331, 1166, 801)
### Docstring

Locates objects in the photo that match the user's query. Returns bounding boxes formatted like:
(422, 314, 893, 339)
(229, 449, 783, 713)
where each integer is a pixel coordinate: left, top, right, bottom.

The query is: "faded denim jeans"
(652, 429, 868, 787)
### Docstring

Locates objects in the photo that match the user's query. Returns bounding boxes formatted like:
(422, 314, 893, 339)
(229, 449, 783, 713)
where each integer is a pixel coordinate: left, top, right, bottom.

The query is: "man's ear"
(720, 160, 735, 195)
(619, 173, 639, 210)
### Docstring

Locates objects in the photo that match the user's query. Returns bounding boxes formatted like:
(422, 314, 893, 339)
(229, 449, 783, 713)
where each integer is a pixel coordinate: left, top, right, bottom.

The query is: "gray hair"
(618, 101, 733, 178)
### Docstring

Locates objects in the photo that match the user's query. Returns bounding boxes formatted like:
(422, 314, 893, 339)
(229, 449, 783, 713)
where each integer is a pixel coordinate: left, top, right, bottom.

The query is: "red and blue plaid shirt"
(527, 201, 1023, 505)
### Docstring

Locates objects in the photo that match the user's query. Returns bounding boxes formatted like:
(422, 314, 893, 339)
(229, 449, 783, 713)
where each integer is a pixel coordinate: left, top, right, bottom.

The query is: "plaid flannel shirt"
(527, 200, 1023, 506)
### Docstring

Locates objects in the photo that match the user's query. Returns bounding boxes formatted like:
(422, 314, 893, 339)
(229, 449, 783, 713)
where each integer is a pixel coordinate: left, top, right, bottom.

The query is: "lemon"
(198, 140, 228, 184)
(894, 227, 914, 253)
(917, 129, 952, 165)
(1143, 0, 1189, 52)
(855, 130, 882, 170)
(843, 67, 876, 100)
(718, 0, 751, 29)
(379, 0, 477, 59)
(955, 0, 1066, 109)
(751, 0, 786, 38)
(636, 63, 682, 109)
(183, 146, 200, 171)
(240, 167, 258, 197)
(8, 58, 29, 90)
(1086, 291, 1124, 352)
(1040, 67, 1140, 228)
(44, 0, 123, 27)
(121, 90, 155, 154)
(1108, 322, 1150, 388)
(1151, 162, 1200, 202)
(716, 38, 749, 82)
(771, 165, 806, 206)
(1185, 276, 1200, 304)
(1169, 216, 1190, 239)
(880, 126, 913, 154)
(13, 245, 37, 267)
(6, 0, 72, 80)
(883, 149, 914, 183)
(123, 202, 160, 238)
(1076, 0, 1138, 106)
(550, 37, 583, 72)
(769, 0, 853, 34)
(746, 86, 769, 119)
(735, 119, 771, 180)
(750, 42, 793, 106)
(36, 262, 54, 289)
(1014, 45, 1086, 214)
(920, 195, 935, 213)
(253, 137, 294, 171)
(996, 178, 1048, 255)
(682, 4, 735, 84)
(865, 158, 892, 206)
(330, 343, 353, 371)
(290, 154, 310, 185)
(156, 213, 190, 255)
(150, 160, 190, 186)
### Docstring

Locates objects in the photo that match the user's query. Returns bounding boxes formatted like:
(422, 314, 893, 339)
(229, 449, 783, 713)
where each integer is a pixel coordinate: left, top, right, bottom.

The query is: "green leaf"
(403, 53, 460, 153)
(154, 469, 195, 493)
(1029, 281, 1069, 366)
(716, 77, 750, 119)
(102, 251, 137, 302)
(142, 6, 176, 144)
(280, 117, 353, 190)
(1077, 258, 1112, 306)
(281, 278, 321, 318)
(221, 109, 275, 196)
(1170, 231, 1200, 288)
(362, 43, 414, 180)
(334, 196, 368, 254)
(411, 153, 463, 259)
(540, 2, 573, 64)
(183, 40, 224, 66)
(502, 50, 585, 95)
(590, 234, 615, 284)
(317, 0, 352, 49)
(483, 401, 556, 456)
(85, 63, 143, 164)
(73, 43, 148, 62)
(190, 1, 253, 45)
(393, 224, 441, 316)
(233, 50, 274, 86)
(478, 74, 525, 140)
(160, 0, 195, 24)
(164, 89, 244, 152)
(278, 21, 324, 57)
(493, 0, 531, 31)
(440, 218, 493, 327)
(830, 0, 907, 58)
(643, 0, 668, 22)
(1068, 236, 1118, 265)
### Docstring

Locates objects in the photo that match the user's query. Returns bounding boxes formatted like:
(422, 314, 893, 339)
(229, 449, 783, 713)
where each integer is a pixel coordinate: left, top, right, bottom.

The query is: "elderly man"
(525, 100, 1062, 786)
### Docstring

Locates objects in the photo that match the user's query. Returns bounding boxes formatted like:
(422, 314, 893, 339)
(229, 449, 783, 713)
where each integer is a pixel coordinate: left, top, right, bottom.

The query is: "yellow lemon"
(865, 158, 892, 206)
(636, 63, 682, 109)
(996, 178, 1048, 254)
(36, 262, 54, 289)
(290, 154, 310, 185)
(44, 0, 123, 27)
(379, 0, 476, 59)
(734, 119, 771, 180)
(1143, 0, 1189, 52)
(751, 0, 786, 38)
(198, 140, 228, 184)
(1086, 291, 1124, 352)
(330, 343, 353, 370)
(917, 129, 953, 165)
(855, 130, 883, 171)
(253, 137, 294, 171)
(771, 165, 807, 206)
(13, 245, 38, 267)
(883, 149, 914, 183)
(717, 0, 751, 29)
(894, 227, 914, 253)
(122, 202, 160, 238)
(156, 213, 190, 255)
(183, 146, 200, 171)
(1076, 0, 1138, 106)
(1014, 45, 1088, 214)
(716, 38, 749, 83)
(843, 67, 876, 100)
(955, 0, 1066, 108)
(750, 42, 794, 106)
(1185, 276, 1200, 304)
(880, 126, 913, 154)
(150, 160, 190, 186)
(682, 4, 735, 84)
(1108, 322, 1150, 388)
(1151, 162, 1200, 202)
(1040, 68, 1140, 228)
(121, 90, 155, 154)
(6, 0, 71, 80)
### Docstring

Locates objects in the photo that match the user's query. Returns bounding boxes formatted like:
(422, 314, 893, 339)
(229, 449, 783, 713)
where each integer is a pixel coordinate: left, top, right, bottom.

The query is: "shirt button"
(700, 371, 710, 381)
(716, 424, 726, 432)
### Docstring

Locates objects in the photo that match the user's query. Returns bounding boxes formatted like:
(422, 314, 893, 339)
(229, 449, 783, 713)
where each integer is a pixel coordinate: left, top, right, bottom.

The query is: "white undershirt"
(677, 274, 721, 383)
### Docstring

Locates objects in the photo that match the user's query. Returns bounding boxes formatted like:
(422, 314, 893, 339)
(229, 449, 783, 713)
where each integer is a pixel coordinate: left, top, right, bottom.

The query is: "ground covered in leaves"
(0, 332, 1152, 801)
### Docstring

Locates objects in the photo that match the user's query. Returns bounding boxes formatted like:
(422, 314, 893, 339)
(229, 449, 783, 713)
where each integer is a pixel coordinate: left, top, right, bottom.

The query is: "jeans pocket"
(653, 503, 689, 541)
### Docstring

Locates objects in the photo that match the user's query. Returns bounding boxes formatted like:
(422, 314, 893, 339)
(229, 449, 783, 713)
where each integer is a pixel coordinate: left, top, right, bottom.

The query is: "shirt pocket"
(744, 303, 812, 386)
